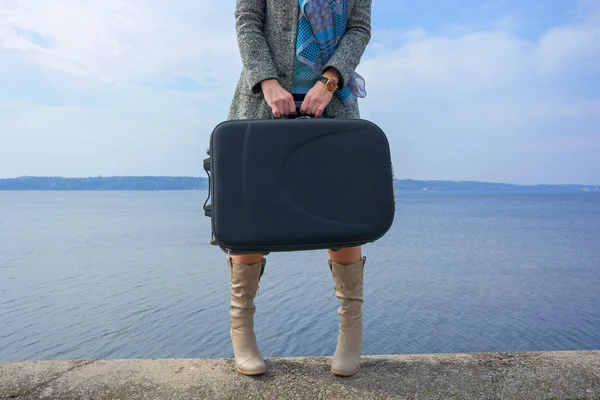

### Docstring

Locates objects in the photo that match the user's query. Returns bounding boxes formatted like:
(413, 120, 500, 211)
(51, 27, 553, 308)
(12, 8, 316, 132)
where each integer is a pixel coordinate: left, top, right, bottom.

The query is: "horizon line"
(1, 175, 599, 187)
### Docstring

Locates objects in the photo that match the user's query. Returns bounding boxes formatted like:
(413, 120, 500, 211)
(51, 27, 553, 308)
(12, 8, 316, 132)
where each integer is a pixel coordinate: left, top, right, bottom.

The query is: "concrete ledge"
(1, 351, 598, 399)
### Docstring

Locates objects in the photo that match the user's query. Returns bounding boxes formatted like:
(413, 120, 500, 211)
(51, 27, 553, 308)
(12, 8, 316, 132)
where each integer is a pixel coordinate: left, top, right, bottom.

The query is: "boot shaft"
(226, 257, 267, 376)
(227, 257, 265, 309)
(329, 257, 366, 301)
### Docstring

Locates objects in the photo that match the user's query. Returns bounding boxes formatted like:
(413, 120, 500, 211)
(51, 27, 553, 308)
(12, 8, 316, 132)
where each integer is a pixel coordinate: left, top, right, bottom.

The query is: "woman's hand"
(261, 79, 296, 118)
(301, 67, 341, 118)
(299, 81, 334, 118)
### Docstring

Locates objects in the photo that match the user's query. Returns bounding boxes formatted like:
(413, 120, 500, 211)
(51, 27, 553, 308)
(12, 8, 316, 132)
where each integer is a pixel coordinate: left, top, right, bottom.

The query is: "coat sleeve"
(322, 0, 372, 89)
(235, 0, 279, 94)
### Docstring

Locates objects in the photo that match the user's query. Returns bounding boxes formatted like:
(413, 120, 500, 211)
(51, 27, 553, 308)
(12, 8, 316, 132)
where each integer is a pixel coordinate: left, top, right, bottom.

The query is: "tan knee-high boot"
(329, 257, 365, 376)
(227, 256, 267, 375)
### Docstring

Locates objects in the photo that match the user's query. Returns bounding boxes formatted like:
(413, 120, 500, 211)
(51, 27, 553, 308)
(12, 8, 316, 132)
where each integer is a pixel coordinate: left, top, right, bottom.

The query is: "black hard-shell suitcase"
(203, 117, 395, 255)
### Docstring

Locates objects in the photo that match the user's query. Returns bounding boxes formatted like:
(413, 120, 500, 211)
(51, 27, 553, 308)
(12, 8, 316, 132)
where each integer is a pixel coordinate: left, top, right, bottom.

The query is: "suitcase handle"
(203, 156, 212, 218)
(271, 100, 317, 119)
(203, 152, 219, 246)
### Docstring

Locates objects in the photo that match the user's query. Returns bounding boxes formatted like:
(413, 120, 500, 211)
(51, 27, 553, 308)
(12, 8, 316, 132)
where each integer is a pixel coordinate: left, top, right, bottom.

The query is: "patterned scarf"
(296, 0, 367, 105)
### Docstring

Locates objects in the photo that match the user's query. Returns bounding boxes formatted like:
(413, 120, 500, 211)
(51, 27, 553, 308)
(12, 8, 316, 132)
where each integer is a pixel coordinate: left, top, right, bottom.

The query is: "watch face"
(326, 80, 337, 91)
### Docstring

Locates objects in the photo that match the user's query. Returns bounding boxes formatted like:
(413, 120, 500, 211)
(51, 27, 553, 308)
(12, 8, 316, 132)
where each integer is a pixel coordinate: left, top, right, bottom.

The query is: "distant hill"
(0, 176, 207, 191)
(0, 176, 598, 193)
(395, 179, 600, 193)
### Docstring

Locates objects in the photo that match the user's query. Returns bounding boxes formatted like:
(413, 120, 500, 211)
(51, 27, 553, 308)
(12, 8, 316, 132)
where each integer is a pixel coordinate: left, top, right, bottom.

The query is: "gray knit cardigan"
(227, 0, 372, 120)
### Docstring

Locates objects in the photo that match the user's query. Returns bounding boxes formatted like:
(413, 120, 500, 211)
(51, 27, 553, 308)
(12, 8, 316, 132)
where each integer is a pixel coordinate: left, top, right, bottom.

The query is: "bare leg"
(328, 246, 362, 265)
(232, 253, 264, 264)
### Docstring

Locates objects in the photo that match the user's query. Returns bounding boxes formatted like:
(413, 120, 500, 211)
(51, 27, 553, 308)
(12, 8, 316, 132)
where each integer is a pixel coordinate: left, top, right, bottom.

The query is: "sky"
(0, 0, 598, 185)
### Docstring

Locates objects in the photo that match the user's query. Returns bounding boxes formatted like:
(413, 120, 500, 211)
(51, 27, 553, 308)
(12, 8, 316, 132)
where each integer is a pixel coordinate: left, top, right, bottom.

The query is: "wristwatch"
(318, 76, 338, 92)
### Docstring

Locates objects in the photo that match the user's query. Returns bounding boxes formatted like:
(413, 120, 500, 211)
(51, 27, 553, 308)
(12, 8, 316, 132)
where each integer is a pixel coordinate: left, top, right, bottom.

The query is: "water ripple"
(1, 191, 599, 361)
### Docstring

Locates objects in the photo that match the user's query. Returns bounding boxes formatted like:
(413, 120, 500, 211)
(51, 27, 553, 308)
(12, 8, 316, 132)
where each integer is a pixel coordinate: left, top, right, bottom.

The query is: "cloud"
(0, 1, 241, 179)
(0, 0, 241, 81)
(358, 3, 600, 184)
(0, 0, 598, 184)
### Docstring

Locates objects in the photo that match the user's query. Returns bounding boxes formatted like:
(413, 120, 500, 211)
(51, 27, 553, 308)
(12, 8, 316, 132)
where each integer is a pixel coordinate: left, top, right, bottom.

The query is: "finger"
(311, 97, 322, 116)
(275, 98, 285, 116)
(279, 98, 289, 116)
(288, 96, 296, 114)
(315, 104, 326, 118)
(272, 103, 280, 119)
(313, 101, 322, 118)
(299, 98, 307, 115)
(308, 99, 318, 116)
(284, 92, 295, 115)
(313, 103, 321, 118)
(301, 97, 312, 115)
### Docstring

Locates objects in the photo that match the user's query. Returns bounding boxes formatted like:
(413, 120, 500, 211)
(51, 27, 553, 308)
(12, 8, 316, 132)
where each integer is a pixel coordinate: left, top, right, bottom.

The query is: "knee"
(231, 253, 265, 265)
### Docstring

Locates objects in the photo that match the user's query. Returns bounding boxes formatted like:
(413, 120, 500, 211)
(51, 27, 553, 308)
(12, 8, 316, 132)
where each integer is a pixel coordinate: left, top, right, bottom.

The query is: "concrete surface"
(0, 351, 598, 399)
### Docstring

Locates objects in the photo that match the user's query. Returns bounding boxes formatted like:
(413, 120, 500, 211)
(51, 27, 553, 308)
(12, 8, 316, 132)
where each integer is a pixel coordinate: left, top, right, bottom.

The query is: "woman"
(226, 0, 372, 377)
